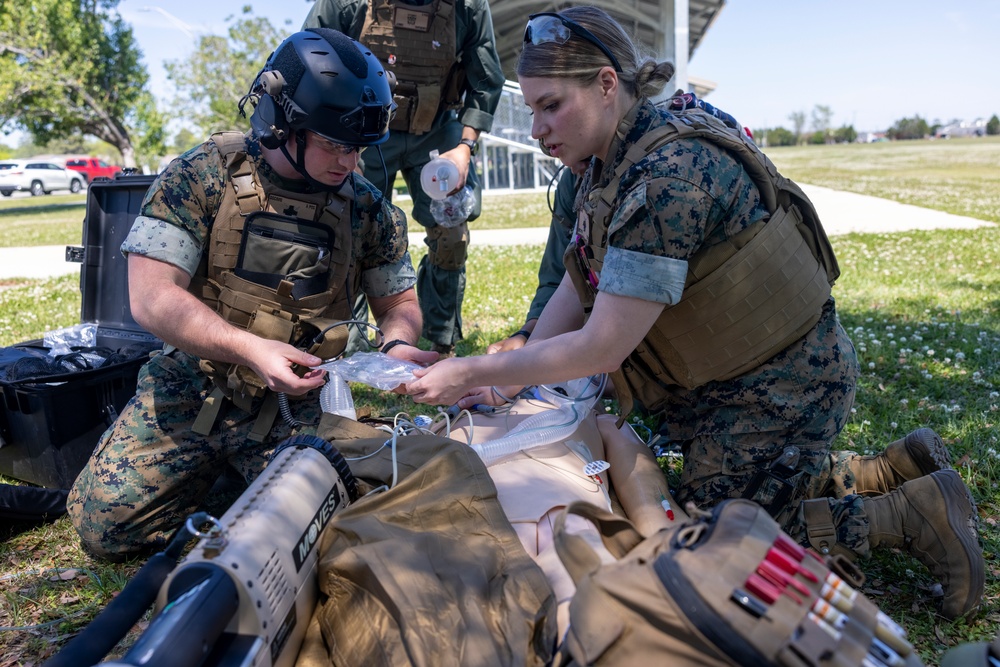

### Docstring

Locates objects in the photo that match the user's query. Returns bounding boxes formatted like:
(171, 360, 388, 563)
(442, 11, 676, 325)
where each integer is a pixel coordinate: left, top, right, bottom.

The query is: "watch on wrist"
(458, 138, 479, 156)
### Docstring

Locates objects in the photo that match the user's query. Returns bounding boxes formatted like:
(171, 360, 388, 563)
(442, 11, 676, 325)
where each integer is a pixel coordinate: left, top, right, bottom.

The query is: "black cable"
(546, 164, 565, 215)
(41, 514, 209, 667)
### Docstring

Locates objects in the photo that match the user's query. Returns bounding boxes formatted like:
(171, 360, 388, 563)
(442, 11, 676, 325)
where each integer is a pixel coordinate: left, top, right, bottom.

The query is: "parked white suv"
(0, 159, 85, 197)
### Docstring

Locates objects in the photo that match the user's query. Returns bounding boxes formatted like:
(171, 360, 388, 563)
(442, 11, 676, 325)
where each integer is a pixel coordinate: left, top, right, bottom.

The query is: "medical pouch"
(235, 212, 333, 299)
(553, 499, 924, 667)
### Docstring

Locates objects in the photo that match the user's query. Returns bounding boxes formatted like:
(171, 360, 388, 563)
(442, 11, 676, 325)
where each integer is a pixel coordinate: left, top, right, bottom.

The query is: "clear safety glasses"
(310, 132, 368, 156)
(522, 12, 623, 73)
(326, 142, 368, 157)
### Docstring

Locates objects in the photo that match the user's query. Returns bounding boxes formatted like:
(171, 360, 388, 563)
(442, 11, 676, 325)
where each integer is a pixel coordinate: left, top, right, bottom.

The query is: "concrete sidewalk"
(0, 184, 993, 280)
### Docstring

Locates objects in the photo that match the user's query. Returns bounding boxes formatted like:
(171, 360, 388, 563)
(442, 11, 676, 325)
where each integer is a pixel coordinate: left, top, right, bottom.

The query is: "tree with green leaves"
(987, 114, 999, 136)
(833, 124, 857, 144)
(0, 0, 164, 169)
(887, 115, 930, 141)
(165, 7, 291, 137)
(763, 126, 797, 147)
(810, 104, 834, 143)
(787, 111, 806, 145)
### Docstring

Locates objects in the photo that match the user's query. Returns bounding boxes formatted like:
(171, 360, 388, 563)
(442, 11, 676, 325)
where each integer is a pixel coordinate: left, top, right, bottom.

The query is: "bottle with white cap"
(420, 150, 476, 228)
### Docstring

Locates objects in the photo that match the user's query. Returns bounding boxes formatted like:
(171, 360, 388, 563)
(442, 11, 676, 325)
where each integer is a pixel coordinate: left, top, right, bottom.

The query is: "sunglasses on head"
(523, 12, 623, 73)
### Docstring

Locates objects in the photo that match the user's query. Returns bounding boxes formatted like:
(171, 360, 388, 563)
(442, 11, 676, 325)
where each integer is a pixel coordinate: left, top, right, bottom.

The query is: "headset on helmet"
(241, 29, 396, 150)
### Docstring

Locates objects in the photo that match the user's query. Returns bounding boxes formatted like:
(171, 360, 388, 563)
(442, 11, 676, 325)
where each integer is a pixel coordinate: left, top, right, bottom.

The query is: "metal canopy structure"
(489, 0, 726, 85)
(480, 0, 727, 194)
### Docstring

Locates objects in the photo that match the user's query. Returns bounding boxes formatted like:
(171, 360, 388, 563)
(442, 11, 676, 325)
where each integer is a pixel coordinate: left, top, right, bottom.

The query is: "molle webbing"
(640, 205, 831, 389)
(189, 132, 356, 434)
(361, 0, 458, 133)
(575, 110, 838, 407)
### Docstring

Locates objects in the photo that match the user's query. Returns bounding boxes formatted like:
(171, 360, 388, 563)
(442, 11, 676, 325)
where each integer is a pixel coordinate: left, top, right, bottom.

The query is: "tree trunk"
(119, 145, 137, 169)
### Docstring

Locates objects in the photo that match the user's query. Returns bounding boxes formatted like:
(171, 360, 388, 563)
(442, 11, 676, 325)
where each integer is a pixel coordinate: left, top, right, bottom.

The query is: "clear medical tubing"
(319, 371, 357, 421)
(471, 376, 602, 466)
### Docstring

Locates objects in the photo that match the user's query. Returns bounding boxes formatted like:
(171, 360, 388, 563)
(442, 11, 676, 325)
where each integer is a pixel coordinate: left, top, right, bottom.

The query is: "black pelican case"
(0, 174, 160, 489)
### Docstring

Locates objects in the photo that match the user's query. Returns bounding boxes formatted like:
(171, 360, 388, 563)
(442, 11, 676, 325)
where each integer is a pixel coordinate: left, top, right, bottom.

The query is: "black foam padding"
(306, 27, 368, 79)
(270, 42, 306, 95)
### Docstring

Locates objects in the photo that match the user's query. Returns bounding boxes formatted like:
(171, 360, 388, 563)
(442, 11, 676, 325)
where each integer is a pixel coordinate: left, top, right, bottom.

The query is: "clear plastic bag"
(429, 186, 476, 228)
(43, 322, 97, 357)
(313, 352, 421, 391)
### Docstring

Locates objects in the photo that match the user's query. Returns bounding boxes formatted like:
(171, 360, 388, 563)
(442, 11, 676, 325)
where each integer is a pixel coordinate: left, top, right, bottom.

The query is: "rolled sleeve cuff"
(457, 108, 494, 134)
(361, 252, 418, 298)
(600, 247, 687, 306)
(120, 216, 203, 277)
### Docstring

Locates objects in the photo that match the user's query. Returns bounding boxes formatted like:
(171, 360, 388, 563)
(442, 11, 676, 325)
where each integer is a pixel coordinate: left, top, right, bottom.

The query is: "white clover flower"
(890, 422, 898, 429)
(990, 392, 1000, 399)
(900, 398, 909, 406)
(862, 420, 871, 426)
(955, 352, 966, 361)
(851, 407, 857, 414)
(868, 362, 876, 370)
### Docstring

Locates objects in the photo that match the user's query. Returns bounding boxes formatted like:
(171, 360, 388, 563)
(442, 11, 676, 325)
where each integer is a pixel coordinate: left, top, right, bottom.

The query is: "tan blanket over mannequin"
(295, 399, 686, 666)
(295, 418, 558, 667)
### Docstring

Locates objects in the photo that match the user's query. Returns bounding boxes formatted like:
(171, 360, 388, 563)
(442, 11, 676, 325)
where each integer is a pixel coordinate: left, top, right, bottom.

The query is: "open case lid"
(66, 173, 161, 345)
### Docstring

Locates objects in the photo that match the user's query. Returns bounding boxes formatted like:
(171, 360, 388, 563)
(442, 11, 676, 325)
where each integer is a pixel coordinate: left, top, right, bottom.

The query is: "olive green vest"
(360, 0, 463, 134)
(565, 109, 839, 417)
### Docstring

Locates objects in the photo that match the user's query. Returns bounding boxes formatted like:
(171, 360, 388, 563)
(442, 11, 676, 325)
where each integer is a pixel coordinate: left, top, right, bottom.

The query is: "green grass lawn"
(768, 136, 1000, 224)
(0, 194, 86, 248)
(2, 138, 999, 665)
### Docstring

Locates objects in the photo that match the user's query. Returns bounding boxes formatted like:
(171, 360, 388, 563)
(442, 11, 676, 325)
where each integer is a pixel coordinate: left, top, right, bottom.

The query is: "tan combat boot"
(849, 427, 952, 495)
(865, 469, 984, 620)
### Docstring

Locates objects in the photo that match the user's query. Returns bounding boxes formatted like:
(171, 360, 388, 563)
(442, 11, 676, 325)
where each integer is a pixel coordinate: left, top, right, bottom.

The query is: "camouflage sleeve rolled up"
(352, 178, 417, 298)
(121, 141, 227, 276)
(601, 136, 766, 304)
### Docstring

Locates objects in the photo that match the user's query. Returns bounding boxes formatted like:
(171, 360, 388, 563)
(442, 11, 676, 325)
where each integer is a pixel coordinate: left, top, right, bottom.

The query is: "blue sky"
(118, 0, 1000, 134)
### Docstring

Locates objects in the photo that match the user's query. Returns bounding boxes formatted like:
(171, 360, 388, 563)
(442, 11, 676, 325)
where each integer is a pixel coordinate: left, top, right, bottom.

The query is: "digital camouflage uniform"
(572, 100, 867, 549)
(66, 134, 415, 558)
(304, 0, 504, 348)
(526, 167, 577, 322)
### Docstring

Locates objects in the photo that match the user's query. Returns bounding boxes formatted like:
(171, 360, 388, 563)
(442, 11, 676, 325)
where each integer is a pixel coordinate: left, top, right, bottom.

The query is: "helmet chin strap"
(278, 130, 349, 194)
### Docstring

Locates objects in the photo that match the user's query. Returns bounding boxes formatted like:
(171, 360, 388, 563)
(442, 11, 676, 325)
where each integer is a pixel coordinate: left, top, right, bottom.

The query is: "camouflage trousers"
(674, 437, 874, 556)
(67, 348, 322, 560)
(667, 301, 874, 555)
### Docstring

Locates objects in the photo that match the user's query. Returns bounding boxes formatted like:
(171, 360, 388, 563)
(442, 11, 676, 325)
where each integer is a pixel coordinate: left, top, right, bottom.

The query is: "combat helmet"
(245, 28, 396, 150)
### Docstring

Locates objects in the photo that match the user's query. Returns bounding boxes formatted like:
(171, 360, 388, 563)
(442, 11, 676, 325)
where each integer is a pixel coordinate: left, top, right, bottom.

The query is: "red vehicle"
(64, 156, 122, 183)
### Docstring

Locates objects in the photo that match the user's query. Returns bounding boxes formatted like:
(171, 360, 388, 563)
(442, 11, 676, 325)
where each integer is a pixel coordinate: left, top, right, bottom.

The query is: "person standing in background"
(304, 0, 504, 356)
(487, 158, 586, 355)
